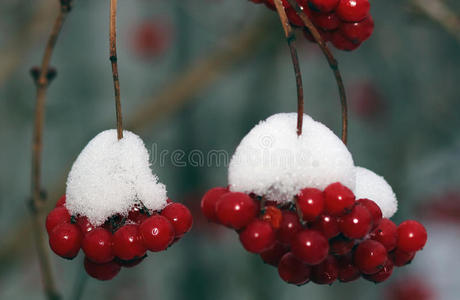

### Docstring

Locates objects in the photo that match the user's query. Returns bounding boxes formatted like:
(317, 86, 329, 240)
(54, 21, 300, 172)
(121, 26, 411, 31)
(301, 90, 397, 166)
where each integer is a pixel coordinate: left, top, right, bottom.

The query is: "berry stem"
(294, 196, 307, 226)
(30, 1, 72, 299)
(273, 0, 304, 136)
(109, 0, 123, 140)
(286, 0, 349, 144)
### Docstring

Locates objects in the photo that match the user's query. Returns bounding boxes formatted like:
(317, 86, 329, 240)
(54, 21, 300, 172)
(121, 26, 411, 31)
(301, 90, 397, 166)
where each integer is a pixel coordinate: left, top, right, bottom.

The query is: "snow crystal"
(354, 166, 398, 218)
(228, 113, 356, 203)
(65, 130, 168, 226)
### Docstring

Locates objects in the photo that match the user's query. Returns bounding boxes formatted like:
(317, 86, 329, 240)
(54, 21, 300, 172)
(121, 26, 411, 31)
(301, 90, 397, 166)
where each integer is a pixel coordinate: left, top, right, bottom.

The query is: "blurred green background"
(1, 0, 460, 299)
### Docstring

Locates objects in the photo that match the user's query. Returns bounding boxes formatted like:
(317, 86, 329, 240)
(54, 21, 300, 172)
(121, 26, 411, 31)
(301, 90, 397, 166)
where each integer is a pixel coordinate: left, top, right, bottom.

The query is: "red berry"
(84, 257, 121, 281)
(311, 12, 341, 31)
(291, 230, 329, 265)
(311, 255, 339, 284)
(76, 216, 94, 234)
(336, 0, 370, 22)
(363, 259, 394, 283)
(397, 220, 427, 252)
(297, 188, 324, 221)
(390, 249, 416, 267)
(161, 202, 193, 238)
(55, 195, 66, 207)
(201, 187, 228, 222)
(308, 0, 339, 12)
(128, 206, 149, 224)
(337, 254, 360, 282)
(49, 223, 82, 259)
(278, 252, 311, 285)
(132, 20, 171, 59)
(262, 205, 283, 229)
(239, 219, 276, 253)
(46, 206, 71, 234)
(286, 7, 304, 27)
(82, 228, 114, 264)
(331, 31, 361, 51)
(260, 242, 290, 266)
(311, 214, 340, 239)
(139, 215, 175, 252)
(215, 192, 257, 229)
(338, 204, 372, 239)
(340, 16, 374, 43)
(353, 240, 387, 274)
(277, 211, 303, 245)
(356, 198, 382, 227)
(329, 235, 354, 256)
(112, 224, 146, 260)
(370, 218, 397, 251)
(323, 182, 355, 216)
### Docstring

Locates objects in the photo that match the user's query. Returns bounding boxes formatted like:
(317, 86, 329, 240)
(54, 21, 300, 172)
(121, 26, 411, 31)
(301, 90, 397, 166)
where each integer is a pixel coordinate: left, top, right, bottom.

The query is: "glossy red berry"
(139, 215, 175, 252)
(278, 252, 311, 285)
(277, 211, 303, 245)
(297, 188, 324, 221)
(215, 192, 257, 229)
(261, 205, 283, 229)
(324, 182, 355, 216)
(239, 219, 276, 253)
(336, 0, 370, 22)
(55, 195, 66, 207)
(331, 31, 361, 51)
(337, 254, 360, 282)
(353, 240, 387, 274)
(311, 255, 339, 284)
(311, 214, 340, 239)
(356, 198, 382, 227)
(201, 187, 228, 222)
(49, 223, 82, 259)
(308, 0, 339, 12)
(339, 204, 372, 239)
(311, 12, 341, 31)
(76, 216, 94, 234)
(390, 249, 415, 267)
(82, 228, 114, 264)
(397, 220, 427, 252)
(161, 202, 193, 238)
(84, 257, 121, 281)
(260, 242, 290, 266)
(286, 7, 304, 27)
(113, 224, 146, 260)
(363, 259, 394, 283)
(370, 218, 397, 251)
(46, 206, 71, 234)
(291, 230, 329, 265)
(128, 206, 149, 224)
(340, 16, 374, 43)
(329, 235, 354, 255)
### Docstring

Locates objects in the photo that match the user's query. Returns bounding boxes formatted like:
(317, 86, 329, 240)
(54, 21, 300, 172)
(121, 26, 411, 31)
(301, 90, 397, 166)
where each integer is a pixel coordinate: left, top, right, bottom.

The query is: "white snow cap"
(65, 130, 168, 226)
(228, 113, 356, 203)
(354, 166, 398, 218)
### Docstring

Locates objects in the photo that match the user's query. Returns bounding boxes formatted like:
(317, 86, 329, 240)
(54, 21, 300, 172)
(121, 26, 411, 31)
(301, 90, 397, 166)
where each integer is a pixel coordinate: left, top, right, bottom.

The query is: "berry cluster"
(250, 0, 374, 51)
(201, 183, 427, 285)
(46, 196, 192, 280)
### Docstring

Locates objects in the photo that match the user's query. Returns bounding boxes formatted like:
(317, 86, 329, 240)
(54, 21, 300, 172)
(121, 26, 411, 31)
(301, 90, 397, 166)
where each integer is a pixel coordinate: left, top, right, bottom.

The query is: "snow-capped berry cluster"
(47, 196, 192, 280)
(201, 184, 427, 285)
(250, 0, 374, 51)
(45, 130, 193, 280)
(201, 113, 427, 285)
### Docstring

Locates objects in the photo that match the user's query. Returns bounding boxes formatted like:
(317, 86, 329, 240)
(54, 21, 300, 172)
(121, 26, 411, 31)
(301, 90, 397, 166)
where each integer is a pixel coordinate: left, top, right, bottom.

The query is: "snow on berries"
(45, 130, 193, 280)
(249, 0, 374, 51)
(201, 113, 427, 285)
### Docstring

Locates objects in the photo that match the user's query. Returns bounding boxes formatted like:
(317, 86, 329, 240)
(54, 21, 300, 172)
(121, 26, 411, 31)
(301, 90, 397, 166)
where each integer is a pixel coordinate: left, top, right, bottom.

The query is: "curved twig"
(286, 0, 348, 144)
(30, 1, 73, 300)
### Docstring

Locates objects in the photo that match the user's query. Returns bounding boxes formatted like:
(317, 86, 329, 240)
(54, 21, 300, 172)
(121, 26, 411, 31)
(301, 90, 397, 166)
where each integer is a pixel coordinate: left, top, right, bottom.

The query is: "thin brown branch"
(273, 0, 304, 136)
(110, 0, 123, 140)
(411, 0, 460, 42)
(286, 0, 348, 144)
(30, 2, 72, 300)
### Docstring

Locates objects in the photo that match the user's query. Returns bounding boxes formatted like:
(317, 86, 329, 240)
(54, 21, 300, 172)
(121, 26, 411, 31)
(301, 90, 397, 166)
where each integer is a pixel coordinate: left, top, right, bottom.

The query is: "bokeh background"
(1, 0, 460, 299)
